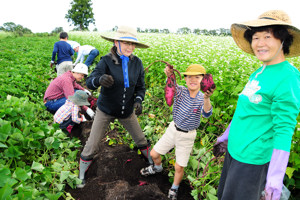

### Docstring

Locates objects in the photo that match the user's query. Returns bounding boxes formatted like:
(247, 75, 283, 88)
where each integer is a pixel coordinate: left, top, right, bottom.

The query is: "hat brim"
(68, 96, 90, 106)
(101, 35, 149, 48)
(231, 19, 300, 57)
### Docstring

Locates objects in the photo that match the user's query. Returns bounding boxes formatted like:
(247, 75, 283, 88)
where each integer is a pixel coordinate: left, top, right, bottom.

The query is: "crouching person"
(43, 63, 95, 119)
(140, 64, 215, 199)
(54, 90, 90, 134)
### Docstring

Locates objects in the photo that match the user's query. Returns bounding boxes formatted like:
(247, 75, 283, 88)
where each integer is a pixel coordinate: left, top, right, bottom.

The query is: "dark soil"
(64, 120, 194, 200)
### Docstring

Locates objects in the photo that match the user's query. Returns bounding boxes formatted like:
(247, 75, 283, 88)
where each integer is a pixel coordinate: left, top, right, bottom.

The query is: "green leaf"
(31, 161, 44, 172)
(0, 122, 11, 142)
(45, 192, 63, 200)
(189, 156, 199, 171)
(13, 167, 30, 181)
(60, 171, 70, 183)
(0, 142, 8, 148)
(207, 192, 218, 200)
(0, 183, 14, 200)
(4, 145, 24, 158)
(0, 168, 11, 187)
(286, 167, 295, 179)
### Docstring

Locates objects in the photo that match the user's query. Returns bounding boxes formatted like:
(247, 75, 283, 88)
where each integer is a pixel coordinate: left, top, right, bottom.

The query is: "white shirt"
(74, 45, 95, 64)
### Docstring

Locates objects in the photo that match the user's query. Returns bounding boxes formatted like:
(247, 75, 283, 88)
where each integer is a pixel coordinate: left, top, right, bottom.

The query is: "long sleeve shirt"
(51, 41, 73, 65)
(228, 61, 300, 165)
(54, 99, 84, 124)
(86, 52, 145, 118)
(44, 71, 85, 101)
(74, 45, 95, 65)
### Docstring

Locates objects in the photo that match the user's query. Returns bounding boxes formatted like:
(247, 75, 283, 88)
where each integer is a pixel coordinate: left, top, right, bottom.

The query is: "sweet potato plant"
(0, 32, 299, 199)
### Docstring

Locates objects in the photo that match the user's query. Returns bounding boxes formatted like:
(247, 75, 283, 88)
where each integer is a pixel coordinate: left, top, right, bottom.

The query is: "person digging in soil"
(140, 64, 215, 199)
(214, 10, 300, 200)
(54, 90, 90, 134)
(43, 63, 95, 119)
(77, 26, 153, 188)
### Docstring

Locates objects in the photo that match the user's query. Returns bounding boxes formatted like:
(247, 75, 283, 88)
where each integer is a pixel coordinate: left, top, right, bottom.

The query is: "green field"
(0, 32, 299, 199)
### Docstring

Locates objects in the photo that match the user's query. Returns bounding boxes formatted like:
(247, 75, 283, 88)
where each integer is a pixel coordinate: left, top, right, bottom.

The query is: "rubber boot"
(139, 141, 154, 165)
(77, 157, 92, 188)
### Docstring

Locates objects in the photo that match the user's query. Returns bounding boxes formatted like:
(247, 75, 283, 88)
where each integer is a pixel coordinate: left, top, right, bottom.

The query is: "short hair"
(244, 25, 293, 55)
(59, 32, 68, 39)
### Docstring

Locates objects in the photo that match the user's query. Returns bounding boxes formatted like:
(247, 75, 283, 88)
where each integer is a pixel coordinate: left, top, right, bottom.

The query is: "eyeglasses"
(121, 41, 136, 47)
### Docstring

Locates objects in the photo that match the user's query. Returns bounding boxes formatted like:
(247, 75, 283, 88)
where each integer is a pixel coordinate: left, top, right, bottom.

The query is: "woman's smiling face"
(114, 41, 136, 57)
(251, 31, 285, 65)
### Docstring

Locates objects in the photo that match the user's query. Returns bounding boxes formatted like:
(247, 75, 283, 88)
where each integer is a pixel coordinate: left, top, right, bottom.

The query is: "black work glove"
(99, 74, 114, 87)
(213, 141, 228, 157)
(134, 100, 142, 115)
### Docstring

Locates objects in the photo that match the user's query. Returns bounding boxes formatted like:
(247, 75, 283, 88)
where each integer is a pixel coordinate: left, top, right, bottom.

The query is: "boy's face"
(74, 47, 79, 52)
(184, 75, 203, 92)
(72, 72, 85, 81)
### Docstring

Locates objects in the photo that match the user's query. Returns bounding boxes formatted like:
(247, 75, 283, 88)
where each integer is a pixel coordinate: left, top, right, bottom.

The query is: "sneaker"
(76, 179, 86, 189)
(140, 165, 162, 176)
(168, 188, 178, 200)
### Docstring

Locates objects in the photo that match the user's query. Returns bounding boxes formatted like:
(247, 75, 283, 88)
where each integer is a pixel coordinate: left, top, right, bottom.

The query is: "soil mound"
(65, 122, 194, 200)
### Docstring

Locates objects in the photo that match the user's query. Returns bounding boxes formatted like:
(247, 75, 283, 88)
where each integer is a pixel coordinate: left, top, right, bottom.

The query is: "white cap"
(72, 63, 88, 75)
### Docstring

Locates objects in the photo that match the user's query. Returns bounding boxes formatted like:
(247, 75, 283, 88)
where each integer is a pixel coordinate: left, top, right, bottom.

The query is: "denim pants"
(44, 97, 67, 114)
(59, 116, 75, 129)
(85, 49, 99, 67)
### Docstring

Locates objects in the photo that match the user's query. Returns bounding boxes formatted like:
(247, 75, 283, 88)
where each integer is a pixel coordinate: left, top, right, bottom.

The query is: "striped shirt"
(54, 99, 83, 124)
(173, 85, 212, 131)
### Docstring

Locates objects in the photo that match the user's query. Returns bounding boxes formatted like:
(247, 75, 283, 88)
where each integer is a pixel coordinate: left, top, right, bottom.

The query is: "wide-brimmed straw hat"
(231, 10, 300, 57)
(68, 90, 90, 106)
(182, 64, 206, 75)
(101, 26, 149, 48)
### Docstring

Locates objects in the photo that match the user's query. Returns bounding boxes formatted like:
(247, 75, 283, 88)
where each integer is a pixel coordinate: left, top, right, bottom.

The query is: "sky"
(1, 0, 300, 33)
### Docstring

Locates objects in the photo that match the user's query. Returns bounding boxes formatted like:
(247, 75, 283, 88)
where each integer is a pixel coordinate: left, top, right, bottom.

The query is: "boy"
(140, 64, 215, 199)
(51, 32, 74, 76)
(54, 90, 90, 133)
(73, 44, 99, 67)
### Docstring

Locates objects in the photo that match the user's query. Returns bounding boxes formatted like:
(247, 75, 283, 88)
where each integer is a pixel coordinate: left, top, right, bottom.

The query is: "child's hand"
(164, 65, 174, 77)
(81, 114, 87, 122)
(204, 88, 215, 99)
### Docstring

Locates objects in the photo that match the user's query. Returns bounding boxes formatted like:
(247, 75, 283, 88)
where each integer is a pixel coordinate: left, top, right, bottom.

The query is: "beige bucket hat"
(101, 26, 149, 48)
(231, 10, 300, 57)
(182, 64, 206, 75)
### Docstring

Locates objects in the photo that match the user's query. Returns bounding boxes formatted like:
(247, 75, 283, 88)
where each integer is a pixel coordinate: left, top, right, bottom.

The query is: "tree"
(65, 0, 95, 31)
(1, 22, 17, 32)
(51, 27, 64, 35)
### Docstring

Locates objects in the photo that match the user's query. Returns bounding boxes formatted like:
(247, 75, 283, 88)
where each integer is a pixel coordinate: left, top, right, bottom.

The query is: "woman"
(77, 26, 153, 188)
(214, 10, 300, 200)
